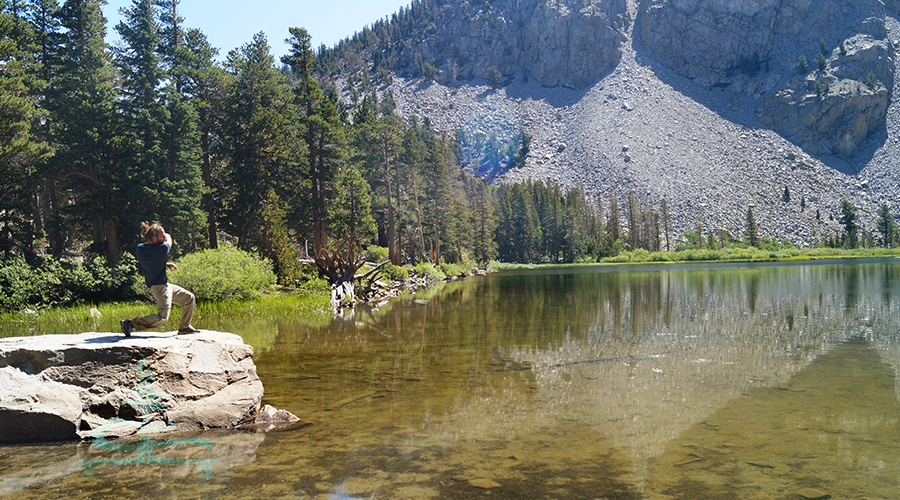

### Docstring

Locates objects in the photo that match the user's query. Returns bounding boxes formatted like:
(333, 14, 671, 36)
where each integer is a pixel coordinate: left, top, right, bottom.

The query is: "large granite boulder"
(638, 0, 894, 156)
(0, 331, 278, 444)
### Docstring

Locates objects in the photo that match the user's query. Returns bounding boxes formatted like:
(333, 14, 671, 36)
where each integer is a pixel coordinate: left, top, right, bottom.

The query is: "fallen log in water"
(324, 391, 376, 411)
(505, 351, 674, 371)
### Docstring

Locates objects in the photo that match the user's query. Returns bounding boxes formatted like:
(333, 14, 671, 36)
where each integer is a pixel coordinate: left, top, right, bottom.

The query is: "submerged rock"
(796, 488, 831, 500)
(0, 330, 296, 444)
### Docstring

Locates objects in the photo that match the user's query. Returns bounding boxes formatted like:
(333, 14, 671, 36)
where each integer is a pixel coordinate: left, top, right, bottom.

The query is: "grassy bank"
(489, 247, 900, 270)
(0, 287, 332, 339)
(4, 247, 898, 339)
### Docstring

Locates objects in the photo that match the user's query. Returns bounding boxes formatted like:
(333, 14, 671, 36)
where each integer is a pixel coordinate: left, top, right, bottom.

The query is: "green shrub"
(630, 249, 651, 262)
(0, 254, 142, 313)
(381, 263, 408, 281)
(366, 245, 389, 262)
(601, 253, 631, 264)
(0, 257, 40, 312)
(439, 262, 475, 277)
(169, 245, 276, 301)
(649, 251, 673, 262)
(413, 262, 446, 280)
(675, 249, 721, 261)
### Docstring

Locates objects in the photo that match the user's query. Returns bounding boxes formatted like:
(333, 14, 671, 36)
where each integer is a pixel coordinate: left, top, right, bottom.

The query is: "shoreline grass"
(0, 287, 332, 339)
(489, 247, 900, 271)
(4, 248, 898, 338)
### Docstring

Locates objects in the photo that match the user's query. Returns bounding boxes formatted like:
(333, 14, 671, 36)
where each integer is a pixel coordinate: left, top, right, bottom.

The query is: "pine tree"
(24, 0, 61, 254)
(328, 164, 376, 253)
(399, 118, 428, 261)
(0, 0, 51, 256)
(471, 179, 496, 265)
(181, 27, 229, 248)
(154, 0, 186, 91)
(745, 206, 759, 248)
(257, 188, 299, 284)
(221, 32, 299, 260)
(876, 203, 895, 248)
(114, 0, 205, 253)
(510, 183, 541, 262)
(608, 191, 620, 242)
(50, 0, 120, 256)
(351, 109, 402, 264)
(839, 199, 858, 248)
(563, 185, 589, 261)
(283, 27, 347, 253)
(660, 198, 672, 252)
(421, 127, 455, 263)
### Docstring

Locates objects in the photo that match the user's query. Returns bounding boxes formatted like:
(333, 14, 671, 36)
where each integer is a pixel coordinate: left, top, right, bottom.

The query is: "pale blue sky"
(102, 0, 412, 59)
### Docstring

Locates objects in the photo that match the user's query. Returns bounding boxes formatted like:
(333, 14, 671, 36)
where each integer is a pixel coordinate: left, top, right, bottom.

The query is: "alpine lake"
(2, 258, 900, 499)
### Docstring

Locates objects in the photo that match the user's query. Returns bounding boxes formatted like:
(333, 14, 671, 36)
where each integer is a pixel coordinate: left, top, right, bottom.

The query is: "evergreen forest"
(2, 0, 898, 302)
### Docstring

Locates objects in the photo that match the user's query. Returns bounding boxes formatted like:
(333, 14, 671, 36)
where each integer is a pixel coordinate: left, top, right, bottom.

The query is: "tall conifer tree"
(221, 32, 298, 257)
(0, 0, 50, 256)
(49, 0, 119, 256)
(24, 0, 61, 253)
(745, 206, 759, 248)
(181, 27, 228, 248)
(115, 0, 204, 252)
(876, 203, 896, 248)
(283, 27, 346, 254)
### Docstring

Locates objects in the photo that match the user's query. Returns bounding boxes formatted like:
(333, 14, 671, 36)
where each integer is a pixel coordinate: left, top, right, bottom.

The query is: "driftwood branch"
(356, 260, 389, 282)
(314, 232, 370, 309)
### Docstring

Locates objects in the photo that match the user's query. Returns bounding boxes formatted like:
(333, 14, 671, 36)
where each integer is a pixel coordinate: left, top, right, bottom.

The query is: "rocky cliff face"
(409, 0, 628, 89)
(341, 0, 900, 245)
(638, 0, 895, 156)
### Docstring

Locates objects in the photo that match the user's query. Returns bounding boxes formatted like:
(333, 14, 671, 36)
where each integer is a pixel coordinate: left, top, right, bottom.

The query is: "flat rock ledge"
(0, 330, 300, 444)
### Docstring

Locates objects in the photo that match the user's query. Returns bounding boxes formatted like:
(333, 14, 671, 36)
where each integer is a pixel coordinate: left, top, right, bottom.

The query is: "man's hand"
(166, 262, 178, 270)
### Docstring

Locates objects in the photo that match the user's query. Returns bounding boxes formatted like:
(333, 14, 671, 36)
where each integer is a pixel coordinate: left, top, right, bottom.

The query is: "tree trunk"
(201, 129, 218, 249)
(331, 279, 355, 310)
(410, 167, 426, 260)
(383, 145, 398, 265)
(104, 218, 120, 260)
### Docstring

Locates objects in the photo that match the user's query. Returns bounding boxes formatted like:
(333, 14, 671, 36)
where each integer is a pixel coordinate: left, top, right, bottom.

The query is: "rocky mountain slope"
(338, 0, 900, 245)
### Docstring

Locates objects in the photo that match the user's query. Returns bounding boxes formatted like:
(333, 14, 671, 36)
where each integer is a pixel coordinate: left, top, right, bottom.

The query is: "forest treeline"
(2, 0, 898, 290)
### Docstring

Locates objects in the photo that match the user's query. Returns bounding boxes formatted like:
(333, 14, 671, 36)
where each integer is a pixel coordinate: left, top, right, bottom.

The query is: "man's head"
(140, 222, 166, 244)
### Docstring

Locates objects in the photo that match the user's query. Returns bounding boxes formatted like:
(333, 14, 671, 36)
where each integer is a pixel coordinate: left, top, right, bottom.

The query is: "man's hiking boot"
(178, 326, 201, 335)
(120, 320, 133, 337)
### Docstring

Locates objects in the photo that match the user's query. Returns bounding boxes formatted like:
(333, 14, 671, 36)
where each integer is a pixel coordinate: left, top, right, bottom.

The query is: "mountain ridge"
(323, 0, 900, 245)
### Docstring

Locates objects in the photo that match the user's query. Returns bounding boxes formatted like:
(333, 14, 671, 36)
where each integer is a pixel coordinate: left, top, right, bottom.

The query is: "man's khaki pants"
(132, 283, 196, 331)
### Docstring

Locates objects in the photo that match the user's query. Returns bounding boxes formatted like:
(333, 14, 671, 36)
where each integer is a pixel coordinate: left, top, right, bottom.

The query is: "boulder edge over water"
(0, 330, 298, 444)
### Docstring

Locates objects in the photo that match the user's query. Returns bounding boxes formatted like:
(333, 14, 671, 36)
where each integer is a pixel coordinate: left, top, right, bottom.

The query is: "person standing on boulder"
(120, 222, 200, 336)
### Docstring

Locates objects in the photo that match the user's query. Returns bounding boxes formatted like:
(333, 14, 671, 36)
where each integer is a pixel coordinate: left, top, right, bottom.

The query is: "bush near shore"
(0, 245, 281, 314)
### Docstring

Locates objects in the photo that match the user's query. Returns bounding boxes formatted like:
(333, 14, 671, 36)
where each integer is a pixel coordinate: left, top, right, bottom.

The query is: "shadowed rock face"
(410, 0, 628, 89)
(0, 331, 264, 444)
(638, 0, 895, 156)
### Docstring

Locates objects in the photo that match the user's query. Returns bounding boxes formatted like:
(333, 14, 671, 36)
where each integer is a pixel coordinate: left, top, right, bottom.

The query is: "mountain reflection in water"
(1, 259, 898, 499)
